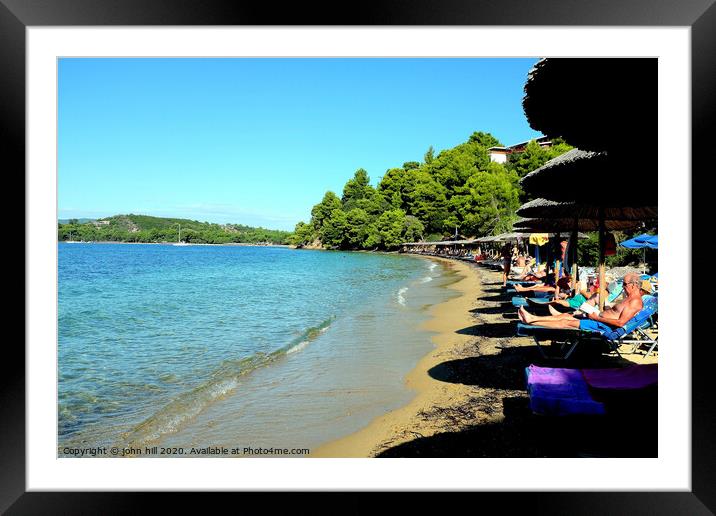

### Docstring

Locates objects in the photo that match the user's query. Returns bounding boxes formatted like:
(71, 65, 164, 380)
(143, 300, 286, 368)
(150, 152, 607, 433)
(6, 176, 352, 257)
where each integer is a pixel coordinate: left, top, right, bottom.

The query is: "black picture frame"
(5, 0, 714, 513)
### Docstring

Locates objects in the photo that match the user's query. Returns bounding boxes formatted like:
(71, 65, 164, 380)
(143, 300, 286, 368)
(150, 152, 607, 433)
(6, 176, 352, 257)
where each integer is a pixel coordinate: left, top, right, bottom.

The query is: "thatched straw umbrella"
(517, 198, 658, 221)
(519, 150, 657, 205)
(514, 217, 643, 232)
(522, 58, 656, 156)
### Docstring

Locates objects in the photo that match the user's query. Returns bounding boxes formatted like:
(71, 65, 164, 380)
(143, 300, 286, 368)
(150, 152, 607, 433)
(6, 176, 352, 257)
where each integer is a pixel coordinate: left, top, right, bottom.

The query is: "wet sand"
(313, 257, 657, 458)
(313, 256, 485, 457)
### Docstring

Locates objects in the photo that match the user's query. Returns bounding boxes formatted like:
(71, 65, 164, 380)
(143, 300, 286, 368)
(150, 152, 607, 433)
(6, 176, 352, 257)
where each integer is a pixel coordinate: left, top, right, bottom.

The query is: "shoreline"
(312, 255, 482, 457)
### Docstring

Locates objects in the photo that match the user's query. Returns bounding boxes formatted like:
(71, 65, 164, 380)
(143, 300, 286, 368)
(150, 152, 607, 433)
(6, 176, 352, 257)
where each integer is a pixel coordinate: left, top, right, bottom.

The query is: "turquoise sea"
(58, 243, 458, 456)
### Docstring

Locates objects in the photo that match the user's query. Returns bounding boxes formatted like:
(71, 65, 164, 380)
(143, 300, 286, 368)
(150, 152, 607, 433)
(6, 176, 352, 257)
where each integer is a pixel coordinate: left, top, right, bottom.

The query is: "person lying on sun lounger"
(519, 270, 547, 282)
(526, 281, 597, 315)
(514, 258, 546, 281)
(517, 273, 649, 331)
(514, 273, 572, 295)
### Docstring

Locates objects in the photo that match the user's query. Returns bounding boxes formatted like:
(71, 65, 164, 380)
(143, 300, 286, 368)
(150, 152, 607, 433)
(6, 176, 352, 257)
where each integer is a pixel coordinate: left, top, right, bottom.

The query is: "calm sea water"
(58, 243, 458, 455)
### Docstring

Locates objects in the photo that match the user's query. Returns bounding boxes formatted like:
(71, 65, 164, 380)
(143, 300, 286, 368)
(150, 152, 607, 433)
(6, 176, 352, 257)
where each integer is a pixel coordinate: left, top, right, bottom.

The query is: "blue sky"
(58, 58, 542, 231)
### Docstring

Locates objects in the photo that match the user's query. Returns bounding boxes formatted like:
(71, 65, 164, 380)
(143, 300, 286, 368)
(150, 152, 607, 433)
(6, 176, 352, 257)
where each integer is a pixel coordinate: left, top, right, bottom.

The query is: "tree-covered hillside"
(289, 132, 573, 250)
(58, 214, 291, 244)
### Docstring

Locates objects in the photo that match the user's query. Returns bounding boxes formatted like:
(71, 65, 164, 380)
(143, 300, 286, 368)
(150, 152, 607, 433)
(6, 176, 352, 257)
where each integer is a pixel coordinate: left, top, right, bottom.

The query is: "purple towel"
(526, 365, 606, 416)
(582, 364, 658, 390)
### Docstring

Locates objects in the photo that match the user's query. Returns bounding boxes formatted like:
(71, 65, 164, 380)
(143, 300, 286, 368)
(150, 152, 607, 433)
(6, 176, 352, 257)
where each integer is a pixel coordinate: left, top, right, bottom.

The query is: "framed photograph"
(6, 0, 714, 512)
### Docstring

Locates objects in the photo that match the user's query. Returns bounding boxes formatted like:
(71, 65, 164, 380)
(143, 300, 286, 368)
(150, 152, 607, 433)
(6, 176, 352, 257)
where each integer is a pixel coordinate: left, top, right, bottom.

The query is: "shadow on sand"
(377, 391, 657, 458)
(428, 346, 540, 390)
(481, 287, 508, 294)
(456, 322, 516, 339)
(429, 346, 637, 389)
(477, 293, 512, 303)
(469, 304, 513, 315)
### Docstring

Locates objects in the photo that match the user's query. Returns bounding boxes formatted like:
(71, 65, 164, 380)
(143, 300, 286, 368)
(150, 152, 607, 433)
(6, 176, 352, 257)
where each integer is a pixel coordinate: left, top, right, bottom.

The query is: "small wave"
(287, 321, 331, 354)
(420, 276, 433, 283)
(428, 262, 438, 271)
(115, 316, 335, 448)
(117, 376, 241, 447)
(397, 287, 408, 306)
(287, 340, 310, 354)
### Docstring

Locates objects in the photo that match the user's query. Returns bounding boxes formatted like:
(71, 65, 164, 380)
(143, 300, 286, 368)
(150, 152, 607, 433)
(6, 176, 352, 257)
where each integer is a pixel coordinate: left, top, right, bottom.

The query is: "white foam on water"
(287, 340, 310, 354)
(428, 262, 438, 271)
(397, 287, 408, 306)
(420, 276, 433, 283)
(122, 376, 241, 447)
(287, 321, 331, 354)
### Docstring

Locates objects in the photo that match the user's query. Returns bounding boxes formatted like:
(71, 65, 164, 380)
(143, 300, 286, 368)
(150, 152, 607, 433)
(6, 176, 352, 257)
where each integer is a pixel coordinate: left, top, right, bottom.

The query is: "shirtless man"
(517, 273, 647, 332)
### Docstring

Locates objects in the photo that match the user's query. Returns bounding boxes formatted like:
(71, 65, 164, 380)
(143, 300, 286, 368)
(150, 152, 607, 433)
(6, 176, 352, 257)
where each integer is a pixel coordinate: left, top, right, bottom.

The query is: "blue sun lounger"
(507, 288, 554, 297)
(516, 295, 658, 359)
(512, 296, 530, 307)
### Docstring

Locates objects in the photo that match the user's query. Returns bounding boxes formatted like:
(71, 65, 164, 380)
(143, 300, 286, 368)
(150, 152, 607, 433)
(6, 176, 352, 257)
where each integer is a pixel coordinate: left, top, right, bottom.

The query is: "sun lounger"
(516, 295, 658, 359)
(606, 282, 624, 304)
(512, 296, 571, 312)
(512, 296, 530, 307)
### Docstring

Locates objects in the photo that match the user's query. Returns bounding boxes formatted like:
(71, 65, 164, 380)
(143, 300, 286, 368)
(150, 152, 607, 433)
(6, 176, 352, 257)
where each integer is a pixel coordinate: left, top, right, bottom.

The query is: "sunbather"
(535, 277, 625, 316)
(520, 270, 547, 282)
(515, 257, 544, 281)
(517, 273, 649, 331)
(514, 273, 572, 295)
(526, 282, 597, 316)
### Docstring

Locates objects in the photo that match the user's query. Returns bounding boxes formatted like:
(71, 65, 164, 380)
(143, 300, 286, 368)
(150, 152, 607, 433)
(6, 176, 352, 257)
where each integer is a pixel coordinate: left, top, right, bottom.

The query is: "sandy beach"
(313, 256, 485, 457)
(314, 256, 657, 458)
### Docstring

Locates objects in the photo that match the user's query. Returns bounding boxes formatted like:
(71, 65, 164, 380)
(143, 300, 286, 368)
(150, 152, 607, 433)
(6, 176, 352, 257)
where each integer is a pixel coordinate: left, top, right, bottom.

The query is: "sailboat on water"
(173, 224, 190, 246)
(65, 230, 82, 243)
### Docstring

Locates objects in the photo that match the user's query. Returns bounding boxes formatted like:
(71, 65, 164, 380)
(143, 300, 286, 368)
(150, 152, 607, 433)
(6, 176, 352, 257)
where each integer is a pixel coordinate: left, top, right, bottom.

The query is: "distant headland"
(58, 214, 292, 245)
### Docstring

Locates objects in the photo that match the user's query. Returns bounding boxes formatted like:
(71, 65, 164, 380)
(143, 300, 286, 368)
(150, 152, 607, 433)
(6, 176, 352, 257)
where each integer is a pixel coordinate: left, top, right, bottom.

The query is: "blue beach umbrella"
(619, 233, 658, 249)
(620, 234, 658, 274)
